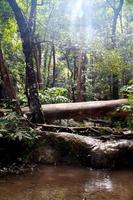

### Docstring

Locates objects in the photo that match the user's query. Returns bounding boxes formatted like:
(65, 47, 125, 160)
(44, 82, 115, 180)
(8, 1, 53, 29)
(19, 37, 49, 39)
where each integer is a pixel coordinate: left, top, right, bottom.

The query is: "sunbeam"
(65, 0, 93, 46)
(71, 0, 84, 21)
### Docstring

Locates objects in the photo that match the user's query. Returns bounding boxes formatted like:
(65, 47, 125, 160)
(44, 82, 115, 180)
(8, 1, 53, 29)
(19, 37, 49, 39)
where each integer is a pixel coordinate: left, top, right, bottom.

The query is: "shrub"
(39, 87, 70, 104)
(0, 112, 39, 144)
(120, 81, 133, 130)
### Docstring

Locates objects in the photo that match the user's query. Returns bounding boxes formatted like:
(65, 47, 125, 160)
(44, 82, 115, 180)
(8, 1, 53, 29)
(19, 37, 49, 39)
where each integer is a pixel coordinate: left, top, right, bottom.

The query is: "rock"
(32, 145, 59, 164)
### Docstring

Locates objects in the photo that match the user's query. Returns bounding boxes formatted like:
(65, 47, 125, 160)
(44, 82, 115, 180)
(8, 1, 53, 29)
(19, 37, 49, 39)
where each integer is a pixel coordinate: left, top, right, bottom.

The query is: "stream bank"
(0, 113, 133, 175)
(31, 127, 133, 169)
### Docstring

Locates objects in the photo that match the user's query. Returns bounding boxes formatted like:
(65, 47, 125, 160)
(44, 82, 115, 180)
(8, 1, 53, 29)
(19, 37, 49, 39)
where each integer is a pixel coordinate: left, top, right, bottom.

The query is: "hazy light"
(65, 0, 93, 46)
(71, 0, 84, 21)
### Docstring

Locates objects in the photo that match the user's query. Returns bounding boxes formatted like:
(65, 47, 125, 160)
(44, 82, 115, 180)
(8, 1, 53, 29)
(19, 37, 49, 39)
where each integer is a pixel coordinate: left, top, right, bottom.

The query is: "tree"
(0, 42, 21, 112)
(106, 0, 124, 99)
(7, 0, 44, 123)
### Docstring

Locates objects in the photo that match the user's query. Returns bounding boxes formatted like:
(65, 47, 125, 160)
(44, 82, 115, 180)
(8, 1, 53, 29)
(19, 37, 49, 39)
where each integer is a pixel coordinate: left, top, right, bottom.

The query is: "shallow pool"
(0, 165, 133, 200)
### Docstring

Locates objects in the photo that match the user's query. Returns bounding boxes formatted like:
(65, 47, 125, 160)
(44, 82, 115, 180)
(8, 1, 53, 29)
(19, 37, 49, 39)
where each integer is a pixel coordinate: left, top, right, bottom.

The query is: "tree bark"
(29, 0, 42, 88)
(43, 43, 49, 88)
(28, 0, 36, 33)
(46, 46, 52, 88)
(64, 50, 76, 102)
(34, 39, 42, 88)
(76, 52, 87, 102)
(52, 41, 56, 87)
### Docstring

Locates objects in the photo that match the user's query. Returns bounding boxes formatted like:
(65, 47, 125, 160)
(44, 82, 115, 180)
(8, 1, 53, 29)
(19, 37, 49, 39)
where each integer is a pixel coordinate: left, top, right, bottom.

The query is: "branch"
(106, 0, 114, 9)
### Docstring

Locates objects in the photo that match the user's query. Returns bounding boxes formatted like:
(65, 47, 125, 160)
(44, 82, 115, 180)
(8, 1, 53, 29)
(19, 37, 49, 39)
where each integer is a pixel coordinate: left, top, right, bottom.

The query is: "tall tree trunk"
(7, 0, 44, 123)
(81, 53, 87, 101)
(29, 0, 42, 88)
(73, 55, 77, 102)
(112, 74, 119, 99)
(76, 52, 87, 102)
(76, 53, 82, 102)
(0, 43, 21, 113)
(28, 0, 36, 33)
(119, 11, 123, 33)
(64, 52, 75, 102)
(46, 46, 52, 88)
(34, 39, 42, 88)
(52, 41, 56, 87)
(43, 43, 49, 88)
(110, 0, 124, 99)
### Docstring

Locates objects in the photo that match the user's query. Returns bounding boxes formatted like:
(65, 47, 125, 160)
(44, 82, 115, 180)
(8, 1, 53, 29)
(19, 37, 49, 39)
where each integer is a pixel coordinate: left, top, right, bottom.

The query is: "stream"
(0, 165, 133, 200)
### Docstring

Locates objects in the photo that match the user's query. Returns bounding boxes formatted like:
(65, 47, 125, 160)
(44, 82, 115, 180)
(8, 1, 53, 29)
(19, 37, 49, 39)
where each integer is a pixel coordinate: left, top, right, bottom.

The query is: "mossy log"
(32, 129, 133, 169)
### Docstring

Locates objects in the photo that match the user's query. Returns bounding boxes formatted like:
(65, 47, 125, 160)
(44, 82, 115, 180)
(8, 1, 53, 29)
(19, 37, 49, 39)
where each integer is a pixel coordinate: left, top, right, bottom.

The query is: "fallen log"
(26, 99, 129, 122)
(0, 99, 130, 122)
(32, 130, 133, 168)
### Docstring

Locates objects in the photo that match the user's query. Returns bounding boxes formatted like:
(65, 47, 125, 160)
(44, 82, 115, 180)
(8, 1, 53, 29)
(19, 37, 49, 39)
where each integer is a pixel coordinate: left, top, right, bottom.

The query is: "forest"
(0, 0, 133, 174)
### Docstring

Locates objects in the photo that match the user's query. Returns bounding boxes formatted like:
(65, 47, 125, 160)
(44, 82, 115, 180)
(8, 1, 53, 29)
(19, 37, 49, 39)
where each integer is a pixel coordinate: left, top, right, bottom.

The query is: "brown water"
(0, 166, 133, 200)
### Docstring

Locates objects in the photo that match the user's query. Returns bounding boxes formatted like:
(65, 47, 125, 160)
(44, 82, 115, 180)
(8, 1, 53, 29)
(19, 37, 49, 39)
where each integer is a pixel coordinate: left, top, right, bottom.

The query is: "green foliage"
(120, 81, 133, 130)
(120, 82, 133, 99)
(0, 99, 18, 109)
(17, 90, 27, 106)
(126, 0, 133, 4)
(17, 87, 70, 105)
(0, 113, 39, 144)
(39, 87, 70, 104)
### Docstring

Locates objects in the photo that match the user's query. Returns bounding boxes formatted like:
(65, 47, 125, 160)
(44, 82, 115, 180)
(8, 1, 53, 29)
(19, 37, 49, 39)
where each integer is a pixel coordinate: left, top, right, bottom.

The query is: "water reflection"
(0, 166, 133, 200)
(85, 176, 113, 193)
